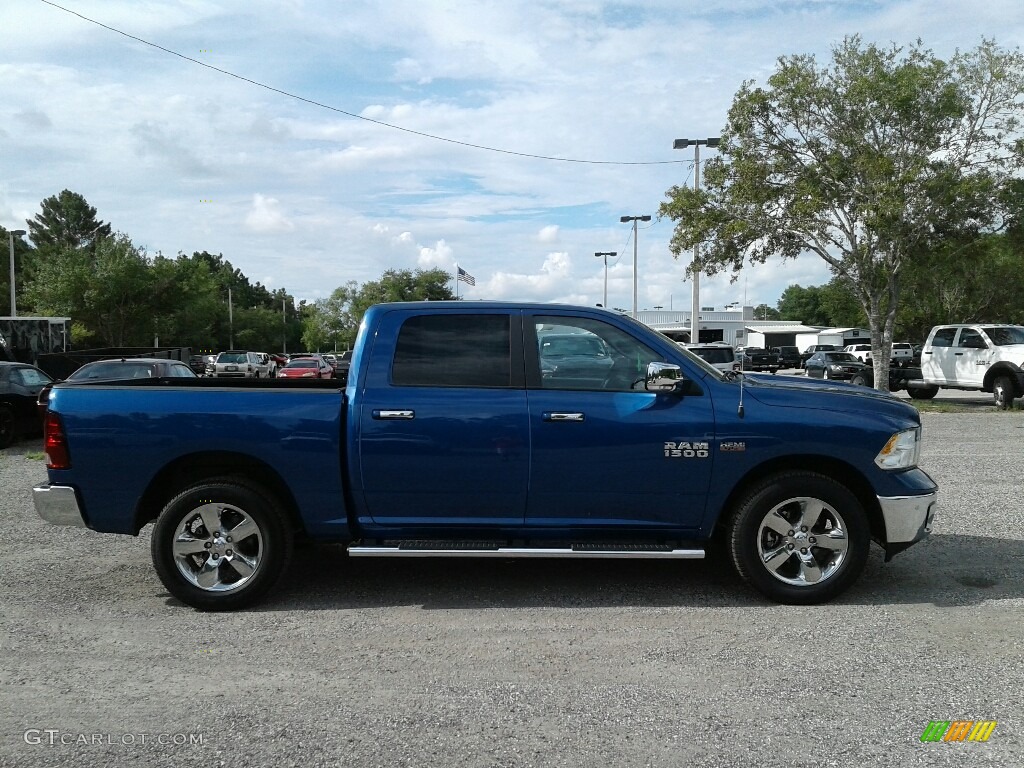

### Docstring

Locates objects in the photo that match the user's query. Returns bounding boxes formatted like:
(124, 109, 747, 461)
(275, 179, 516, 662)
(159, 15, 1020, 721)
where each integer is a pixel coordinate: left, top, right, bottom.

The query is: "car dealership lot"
(2, 410, 1022, 768)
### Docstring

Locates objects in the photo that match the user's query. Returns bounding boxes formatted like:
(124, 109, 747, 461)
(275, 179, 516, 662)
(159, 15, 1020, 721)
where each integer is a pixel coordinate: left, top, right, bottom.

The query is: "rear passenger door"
(922, 327, 957, 383)
(356, 309, 529, 526)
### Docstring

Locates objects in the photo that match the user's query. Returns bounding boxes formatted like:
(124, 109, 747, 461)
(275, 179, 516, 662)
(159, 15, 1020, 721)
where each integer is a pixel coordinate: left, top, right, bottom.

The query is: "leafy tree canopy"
(660, 37, 1024, 389)
(302, 268, 456, 351)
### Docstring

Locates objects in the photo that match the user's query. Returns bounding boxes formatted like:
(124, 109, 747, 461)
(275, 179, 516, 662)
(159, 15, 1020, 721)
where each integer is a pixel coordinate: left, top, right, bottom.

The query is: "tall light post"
(672, 137, 720, 344)
(8, 229, 26, 317)
(619, 215, 651, 318)
(594, 251, 616, 308)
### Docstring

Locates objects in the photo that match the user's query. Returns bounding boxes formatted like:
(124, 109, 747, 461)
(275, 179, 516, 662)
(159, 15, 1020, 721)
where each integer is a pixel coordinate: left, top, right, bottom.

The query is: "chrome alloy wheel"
(756, 497, 850, 586)
(171, 503, 264, 592)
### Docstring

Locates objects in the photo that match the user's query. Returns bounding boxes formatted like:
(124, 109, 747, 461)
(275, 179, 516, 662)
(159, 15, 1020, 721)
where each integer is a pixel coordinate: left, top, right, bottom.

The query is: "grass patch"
(24, 451, 46, 461)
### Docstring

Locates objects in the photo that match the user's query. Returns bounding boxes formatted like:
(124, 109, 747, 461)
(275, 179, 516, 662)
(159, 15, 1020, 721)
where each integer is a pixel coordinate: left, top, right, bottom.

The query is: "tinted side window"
(957, 328, 985, 349)
(392, 314, 511, 388)
(930, 328, 956, 348)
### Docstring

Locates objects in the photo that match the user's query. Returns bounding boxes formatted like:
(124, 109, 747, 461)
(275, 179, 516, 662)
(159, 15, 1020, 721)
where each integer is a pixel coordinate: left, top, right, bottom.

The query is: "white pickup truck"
(904, 324, 1024, 409)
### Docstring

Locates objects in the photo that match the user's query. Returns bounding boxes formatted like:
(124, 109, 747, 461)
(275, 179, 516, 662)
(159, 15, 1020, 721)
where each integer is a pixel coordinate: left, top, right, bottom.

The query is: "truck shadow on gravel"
(238, 533, 1024, 611)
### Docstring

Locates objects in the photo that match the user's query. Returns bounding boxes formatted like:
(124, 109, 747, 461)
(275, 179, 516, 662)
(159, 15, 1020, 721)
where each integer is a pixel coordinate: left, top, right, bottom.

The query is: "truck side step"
(347, 540, 705, 559)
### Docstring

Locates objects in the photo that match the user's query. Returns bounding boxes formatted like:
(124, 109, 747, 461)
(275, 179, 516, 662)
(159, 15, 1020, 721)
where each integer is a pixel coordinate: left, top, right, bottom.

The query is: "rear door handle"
(373, 410, 415, 420)
(543, 412, 585, 422)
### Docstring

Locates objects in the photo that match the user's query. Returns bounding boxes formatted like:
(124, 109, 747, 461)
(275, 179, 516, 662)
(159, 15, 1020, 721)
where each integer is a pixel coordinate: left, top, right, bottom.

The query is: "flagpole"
(455, 263, 460, 300)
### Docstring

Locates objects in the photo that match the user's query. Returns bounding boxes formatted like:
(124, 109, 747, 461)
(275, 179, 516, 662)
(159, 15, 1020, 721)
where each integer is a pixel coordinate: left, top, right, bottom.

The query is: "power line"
(39, 0, 691, 167)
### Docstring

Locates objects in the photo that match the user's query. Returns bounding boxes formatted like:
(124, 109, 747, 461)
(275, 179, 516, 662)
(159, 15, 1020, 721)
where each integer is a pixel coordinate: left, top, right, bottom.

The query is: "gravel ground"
(1, 404, 1022, 768)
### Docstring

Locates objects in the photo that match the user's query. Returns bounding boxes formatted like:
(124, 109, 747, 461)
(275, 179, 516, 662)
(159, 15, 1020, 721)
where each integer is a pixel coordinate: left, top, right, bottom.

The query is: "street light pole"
(594, 251, 616, 308)
(619, 215, 651, 319)
(672, 137, 720, 344)
(8, 229, 26, 317)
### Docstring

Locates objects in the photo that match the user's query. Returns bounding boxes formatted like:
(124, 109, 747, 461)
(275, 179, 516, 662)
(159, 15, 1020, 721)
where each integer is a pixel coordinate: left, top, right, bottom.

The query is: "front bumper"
(879, 490, 937, 561)
(33, 484, 87, 528)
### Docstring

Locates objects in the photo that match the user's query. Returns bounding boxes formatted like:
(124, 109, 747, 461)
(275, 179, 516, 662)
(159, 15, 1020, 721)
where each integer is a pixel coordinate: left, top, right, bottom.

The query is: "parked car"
(0, 361, 54, 448)
(772, 345, 801, 370)
(538, 332, 614, 388)
(804, 351, 871, 385)
(737, 347, 779, 373)
(214, 351, 266, 378)
(890, 342, 914, 367)
(843, 344, 873, 364)
(681, 343, 738, 373)
(277, 356, 334, 379)
(799, 344, 838, 368)
(32, 301, 938, 610)
(334, 350, 353, 384)
(188, 355, 209, 376)
(36, 357, 197, 418)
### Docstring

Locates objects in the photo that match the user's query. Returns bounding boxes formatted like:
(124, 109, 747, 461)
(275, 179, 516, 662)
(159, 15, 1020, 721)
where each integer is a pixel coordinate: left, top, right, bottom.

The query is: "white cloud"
(538, 225, 559, 243)
(244, 194, 294, 234)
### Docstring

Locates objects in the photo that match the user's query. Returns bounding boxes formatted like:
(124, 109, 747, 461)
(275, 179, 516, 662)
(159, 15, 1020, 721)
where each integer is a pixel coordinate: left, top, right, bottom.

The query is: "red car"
(277, 356, 333, 379)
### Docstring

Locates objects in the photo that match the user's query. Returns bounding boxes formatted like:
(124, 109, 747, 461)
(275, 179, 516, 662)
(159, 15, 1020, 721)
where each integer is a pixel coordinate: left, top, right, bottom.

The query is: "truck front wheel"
(151, 478, 293, 611)
(993, 374, 1016, 411)
(726, 472, 870, 605)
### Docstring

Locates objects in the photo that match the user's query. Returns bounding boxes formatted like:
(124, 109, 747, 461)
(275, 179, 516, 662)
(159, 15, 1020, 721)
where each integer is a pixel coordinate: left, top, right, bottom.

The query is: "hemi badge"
(720, 441, 746, 452)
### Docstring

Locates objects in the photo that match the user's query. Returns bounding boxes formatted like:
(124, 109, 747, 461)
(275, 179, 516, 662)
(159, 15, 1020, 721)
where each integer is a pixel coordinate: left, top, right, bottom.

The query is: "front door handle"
(373, 410, 415, 420)
(543, 412, 585, 422)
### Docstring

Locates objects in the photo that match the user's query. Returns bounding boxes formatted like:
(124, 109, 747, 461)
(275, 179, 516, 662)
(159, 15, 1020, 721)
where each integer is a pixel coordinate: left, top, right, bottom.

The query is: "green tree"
(659, 37, 1024, 390)
(26, 190, 111, 255)
(26, 233, 156, 346)
(302, 268, 455, 351)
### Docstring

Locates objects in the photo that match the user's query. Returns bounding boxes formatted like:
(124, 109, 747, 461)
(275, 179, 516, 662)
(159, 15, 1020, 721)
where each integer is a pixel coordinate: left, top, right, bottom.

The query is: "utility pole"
(228, 287, 234, 349)
(594, 251, 616, 308)
(672, 137, 721, 345)
(619, 216, 651, 318)
(282, 297, 287, 354)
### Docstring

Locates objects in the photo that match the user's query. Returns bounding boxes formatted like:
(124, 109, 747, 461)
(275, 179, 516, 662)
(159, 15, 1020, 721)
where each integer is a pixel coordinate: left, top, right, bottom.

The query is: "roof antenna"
(737, 347, 746, 418)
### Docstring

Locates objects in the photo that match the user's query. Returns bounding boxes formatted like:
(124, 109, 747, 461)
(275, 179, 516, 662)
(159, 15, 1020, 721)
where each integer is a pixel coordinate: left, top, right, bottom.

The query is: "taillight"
(44, 412, 71, 469)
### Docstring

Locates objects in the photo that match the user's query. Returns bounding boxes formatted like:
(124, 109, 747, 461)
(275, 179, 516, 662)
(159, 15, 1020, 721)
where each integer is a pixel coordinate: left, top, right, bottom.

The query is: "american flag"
(457, 266, 476, 286)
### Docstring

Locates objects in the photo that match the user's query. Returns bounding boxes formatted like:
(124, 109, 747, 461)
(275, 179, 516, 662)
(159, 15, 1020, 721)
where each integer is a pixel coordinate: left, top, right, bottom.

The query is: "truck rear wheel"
(726, 472, 870, 605)
(993, 374, 1016, 411)
(909, 386, 938, 400)
(151, 478, 293, 611)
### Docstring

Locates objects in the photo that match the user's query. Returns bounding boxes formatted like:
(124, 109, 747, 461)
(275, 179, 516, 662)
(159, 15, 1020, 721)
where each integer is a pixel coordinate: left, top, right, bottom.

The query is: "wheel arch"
(711, 455, 885, 545)
(133, 451, 305, 536)
(983, 362, 1024, 395)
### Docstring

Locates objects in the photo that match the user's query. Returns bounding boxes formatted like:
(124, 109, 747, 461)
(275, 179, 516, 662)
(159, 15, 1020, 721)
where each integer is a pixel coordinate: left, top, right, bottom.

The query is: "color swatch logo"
(920, 721, 996, 742)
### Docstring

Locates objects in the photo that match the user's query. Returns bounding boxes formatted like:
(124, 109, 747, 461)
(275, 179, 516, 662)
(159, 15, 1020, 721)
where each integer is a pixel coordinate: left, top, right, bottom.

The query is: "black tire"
(822, 369, 831, 380)
(849, 374, 867, 387)
(151, 478, 294, 611)
(725, 472, 870, 605)
(992, 374, 1015, 411)
(909, 386, 939, 401)
(0, 406, 16, 449)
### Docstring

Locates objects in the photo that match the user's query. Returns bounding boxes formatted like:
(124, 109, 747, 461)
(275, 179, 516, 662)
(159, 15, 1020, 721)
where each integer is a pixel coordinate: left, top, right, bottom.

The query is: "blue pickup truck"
(33, 302, 937, 610)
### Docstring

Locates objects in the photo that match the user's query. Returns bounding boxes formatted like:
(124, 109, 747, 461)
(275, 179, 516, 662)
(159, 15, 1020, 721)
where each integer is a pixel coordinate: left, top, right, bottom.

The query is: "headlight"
(875, 428, 920, 470)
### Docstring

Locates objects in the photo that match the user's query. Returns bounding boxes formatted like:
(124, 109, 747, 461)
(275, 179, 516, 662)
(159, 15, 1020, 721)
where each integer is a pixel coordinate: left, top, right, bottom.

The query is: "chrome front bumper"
(878, 490, 937, 560)
(33, 484, 87, 528)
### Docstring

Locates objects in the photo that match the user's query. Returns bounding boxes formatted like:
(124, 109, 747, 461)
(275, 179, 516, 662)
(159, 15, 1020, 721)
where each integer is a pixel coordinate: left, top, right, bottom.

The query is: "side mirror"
(645, 361, 686, 393)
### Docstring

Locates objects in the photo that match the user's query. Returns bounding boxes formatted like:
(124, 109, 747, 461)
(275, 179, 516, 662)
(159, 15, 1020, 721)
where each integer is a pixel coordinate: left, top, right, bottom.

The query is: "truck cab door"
(953, 327, 990, 386)
(524, 313, 715, 533)
(355, 309, 529, 526)
(922, 327, 956, 384)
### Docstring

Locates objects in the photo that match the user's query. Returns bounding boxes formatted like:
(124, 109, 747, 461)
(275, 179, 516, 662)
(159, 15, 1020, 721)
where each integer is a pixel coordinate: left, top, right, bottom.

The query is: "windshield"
(985, 326, 1024, 345)
(540, 335, 608, 358)
(688, 347, 734, 364)
(69, 362, 157, 380)
(824, 353, 858, 363)
(285, 359, 318, 368)
(217, 352, 248, 364)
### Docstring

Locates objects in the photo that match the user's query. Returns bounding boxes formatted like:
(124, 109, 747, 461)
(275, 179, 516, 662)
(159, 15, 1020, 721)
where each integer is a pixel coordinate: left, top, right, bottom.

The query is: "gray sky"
(3, 0, 1022, 309)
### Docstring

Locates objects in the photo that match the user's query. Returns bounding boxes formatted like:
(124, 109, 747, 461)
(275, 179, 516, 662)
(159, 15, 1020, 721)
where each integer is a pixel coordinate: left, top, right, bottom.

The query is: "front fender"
(983, 362, 1024, 394)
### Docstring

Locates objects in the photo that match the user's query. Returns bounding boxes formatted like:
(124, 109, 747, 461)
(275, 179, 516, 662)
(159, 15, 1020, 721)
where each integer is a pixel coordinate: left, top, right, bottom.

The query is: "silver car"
(213, 351, 265, 378)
